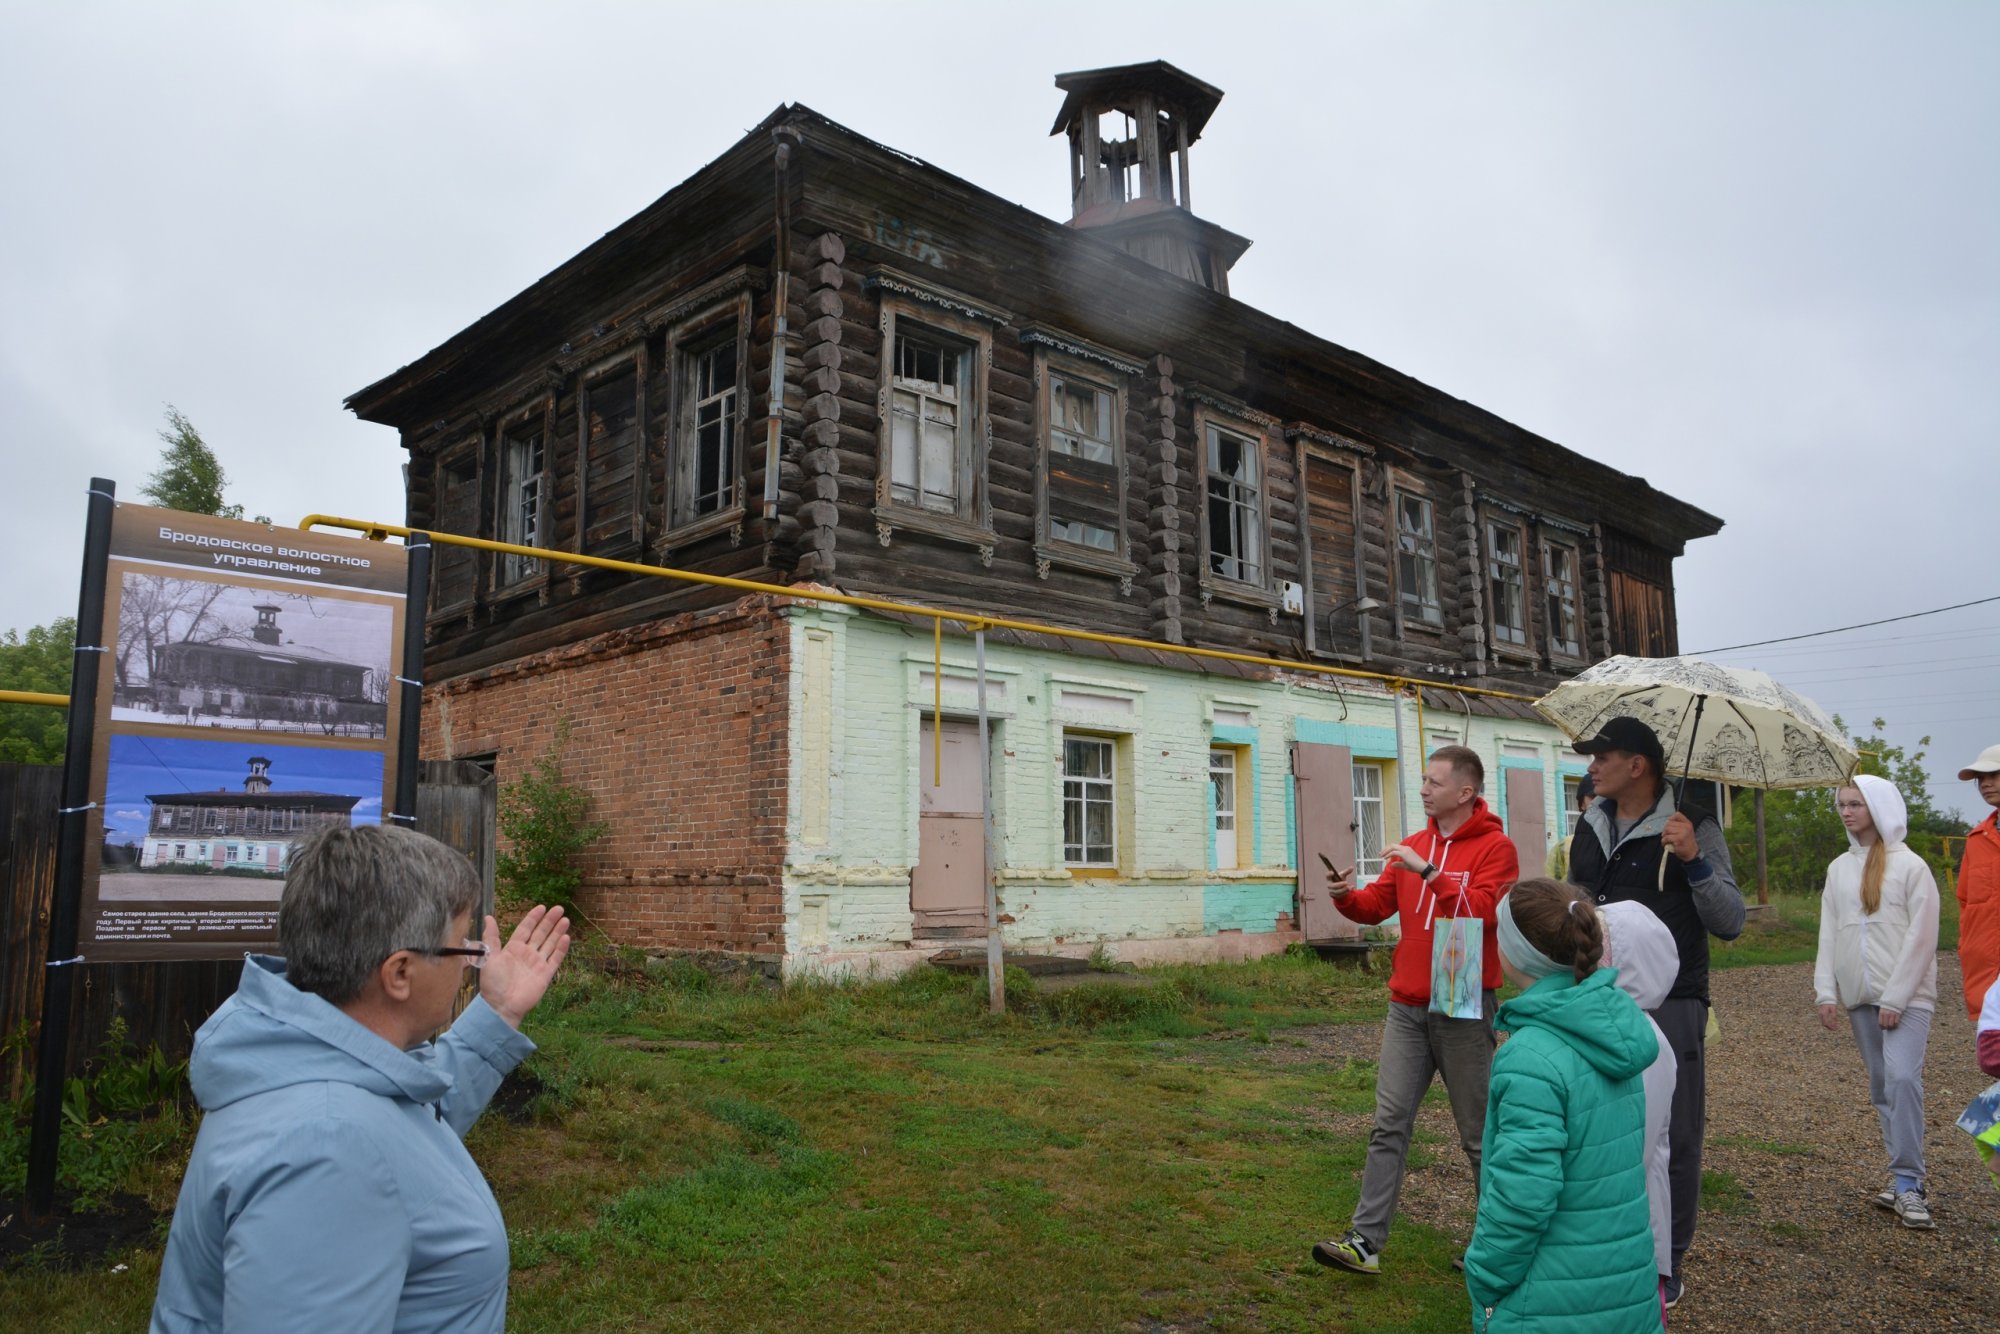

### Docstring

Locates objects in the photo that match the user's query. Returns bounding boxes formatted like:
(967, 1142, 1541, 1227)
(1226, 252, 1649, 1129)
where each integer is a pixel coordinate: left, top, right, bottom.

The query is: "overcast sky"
(3, 2, 1995, 820)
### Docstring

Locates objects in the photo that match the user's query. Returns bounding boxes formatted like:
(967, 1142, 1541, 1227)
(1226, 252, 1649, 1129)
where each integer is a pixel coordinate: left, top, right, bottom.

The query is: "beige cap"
(1960, 744, 2000, 781)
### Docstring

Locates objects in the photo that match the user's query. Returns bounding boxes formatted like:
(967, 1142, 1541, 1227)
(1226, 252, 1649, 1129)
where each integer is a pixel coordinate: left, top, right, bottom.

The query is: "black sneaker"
(1662, 1273, 1684, 1310)
(1311, 1229, 1380, 1274)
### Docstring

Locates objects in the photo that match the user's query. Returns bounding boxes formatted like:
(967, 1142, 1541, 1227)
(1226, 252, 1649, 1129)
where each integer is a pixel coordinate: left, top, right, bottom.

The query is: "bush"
(496, 726, 607, 914)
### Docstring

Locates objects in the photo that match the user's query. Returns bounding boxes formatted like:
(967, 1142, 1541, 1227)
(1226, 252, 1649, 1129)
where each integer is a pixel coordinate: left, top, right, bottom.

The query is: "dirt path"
(1273, 956, 2000, 1329)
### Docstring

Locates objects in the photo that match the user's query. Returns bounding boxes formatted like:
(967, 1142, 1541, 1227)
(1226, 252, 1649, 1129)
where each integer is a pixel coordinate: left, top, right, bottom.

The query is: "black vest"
(1569, 805, 1717, 1005)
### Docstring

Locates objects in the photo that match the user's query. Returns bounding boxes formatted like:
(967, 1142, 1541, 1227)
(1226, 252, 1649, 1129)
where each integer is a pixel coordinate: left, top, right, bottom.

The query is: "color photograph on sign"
(98, 735, 385, 901)
(79, 503, 414, 960)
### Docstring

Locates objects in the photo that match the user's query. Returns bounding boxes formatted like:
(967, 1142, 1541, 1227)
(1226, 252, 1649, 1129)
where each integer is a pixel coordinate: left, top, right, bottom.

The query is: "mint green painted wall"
(780, 608, 1583, 967)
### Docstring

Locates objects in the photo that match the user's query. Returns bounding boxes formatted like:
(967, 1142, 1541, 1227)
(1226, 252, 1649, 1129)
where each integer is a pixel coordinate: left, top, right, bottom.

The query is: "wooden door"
(1293, 742, 1359, 942)
(1505, 767, 1547, 880)
(913, 720, 986, 931)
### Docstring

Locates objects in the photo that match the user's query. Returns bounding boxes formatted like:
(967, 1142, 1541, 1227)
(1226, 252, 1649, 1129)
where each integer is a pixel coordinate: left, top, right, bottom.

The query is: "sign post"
(27, 478, 117, 1212)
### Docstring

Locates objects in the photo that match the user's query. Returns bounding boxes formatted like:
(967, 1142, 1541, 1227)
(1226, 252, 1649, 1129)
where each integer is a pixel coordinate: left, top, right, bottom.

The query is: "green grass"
(1710, 1134, 1814, 1157)
(1699, 1169, 1757, 1217)
(0, 946, 1485, 1333)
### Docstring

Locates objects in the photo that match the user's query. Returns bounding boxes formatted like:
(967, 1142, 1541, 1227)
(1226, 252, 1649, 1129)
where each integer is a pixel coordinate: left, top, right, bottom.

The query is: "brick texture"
(420, 595, 791, 956)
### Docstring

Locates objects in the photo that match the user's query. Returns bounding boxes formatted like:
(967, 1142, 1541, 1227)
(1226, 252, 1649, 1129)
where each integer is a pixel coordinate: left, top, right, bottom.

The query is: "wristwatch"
(1418, 861, 1438, 880)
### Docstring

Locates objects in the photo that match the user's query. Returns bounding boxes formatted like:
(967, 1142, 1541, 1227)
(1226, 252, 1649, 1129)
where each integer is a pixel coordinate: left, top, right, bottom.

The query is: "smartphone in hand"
(1317, 852, 1356, 893)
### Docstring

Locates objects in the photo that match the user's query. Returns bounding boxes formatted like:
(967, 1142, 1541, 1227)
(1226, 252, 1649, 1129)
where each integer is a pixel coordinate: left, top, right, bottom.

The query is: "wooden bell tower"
(1052, 61, 1251, 295)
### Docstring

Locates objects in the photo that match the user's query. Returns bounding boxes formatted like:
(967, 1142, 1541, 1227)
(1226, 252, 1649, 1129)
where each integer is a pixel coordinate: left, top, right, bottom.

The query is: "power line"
(1692, 593, 2000, 655)
(1723, 625, 2000, 660)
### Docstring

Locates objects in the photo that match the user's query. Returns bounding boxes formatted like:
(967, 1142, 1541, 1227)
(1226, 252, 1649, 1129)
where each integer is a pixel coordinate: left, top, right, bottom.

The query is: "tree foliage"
(1725, 716, 1969, 897)
(0, 618, 74, 765)
(495, 730, 607, 915)
(140, 406, 244, 519)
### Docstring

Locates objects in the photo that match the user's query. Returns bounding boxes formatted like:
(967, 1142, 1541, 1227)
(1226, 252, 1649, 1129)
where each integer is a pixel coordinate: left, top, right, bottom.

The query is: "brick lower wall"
(420, 596, 790, 955)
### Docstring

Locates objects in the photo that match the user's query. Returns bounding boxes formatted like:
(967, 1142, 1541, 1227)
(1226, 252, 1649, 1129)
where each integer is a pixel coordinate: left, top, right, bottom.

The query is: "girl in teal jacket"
(1465, 878, 1661, 1333)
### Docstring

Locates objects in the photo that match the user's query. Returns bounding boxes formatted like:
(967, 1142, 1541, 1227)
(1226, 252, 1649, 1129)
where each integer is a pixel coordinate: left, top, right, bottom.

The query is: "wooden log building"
(348, 63, 1721, 973)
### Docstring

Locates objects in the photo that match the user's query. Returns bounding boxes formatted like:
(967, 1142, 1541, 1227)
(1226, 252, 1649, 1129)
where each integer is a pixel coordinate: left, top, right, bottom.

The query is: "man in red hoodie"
(1311, 745, 1519, 1277)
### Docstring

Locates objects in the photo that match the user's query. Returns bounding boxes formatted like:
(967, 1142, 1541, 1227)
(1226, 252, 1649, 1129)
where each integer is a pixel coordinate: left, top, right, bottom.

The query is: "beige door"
(913, 719, 987, 931)
(1505, 766, 1548, 879)
(1293, 741, 1360, 941)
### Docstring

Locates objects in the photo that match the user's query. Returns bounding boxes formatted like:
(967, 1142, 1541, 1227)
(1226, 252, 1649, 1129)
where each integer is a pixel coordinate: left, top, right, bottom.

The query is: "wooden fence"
(0, 760, 497, 1097)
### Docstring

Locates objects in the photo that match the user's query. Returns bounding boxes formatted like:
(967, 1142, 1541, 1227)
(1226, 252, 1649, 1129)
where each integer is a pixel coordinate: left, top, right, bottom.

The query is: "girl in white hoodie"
(1814, 774, 1941, 1229)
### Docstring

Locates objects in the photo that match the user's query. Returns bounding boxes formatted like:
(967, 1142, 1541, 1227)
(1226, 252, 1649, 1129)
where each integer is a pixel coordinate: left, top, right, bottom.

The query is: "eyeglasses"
(401, 938, 488, 969)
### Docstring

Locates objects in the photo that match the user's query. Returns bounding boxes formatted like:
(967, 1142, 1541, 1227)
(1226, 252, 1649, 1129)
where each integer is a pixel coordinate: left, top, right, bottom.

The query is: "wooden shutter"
(1293, 741, 1359, 941)
(580, 361, 641, 554)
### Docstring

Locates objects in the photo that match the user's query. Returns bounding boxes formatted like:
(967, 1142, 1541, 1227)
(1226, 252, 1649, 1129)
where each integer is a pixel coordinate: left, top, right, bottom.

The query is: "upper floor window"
(1543, 540, 1581, 657)
(889, 329, 972, 515)
(1205, 424, 1265, 585)
(1397, 493, 1442, 625)
(1045, 372, 1122, 553)
(1488, 521, 1527, 647)
(580, 358, 642, 553)
(431, 447, 480, 611)
(498, 412, 545, 586)
(674, 334, 741, 528)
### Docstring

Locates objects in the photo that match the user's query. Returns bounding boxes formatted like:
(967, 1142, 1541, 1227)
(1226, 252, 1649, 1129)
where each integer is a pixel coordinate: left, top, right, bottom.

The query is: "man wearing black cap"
(1566, 715, 1742, 1310)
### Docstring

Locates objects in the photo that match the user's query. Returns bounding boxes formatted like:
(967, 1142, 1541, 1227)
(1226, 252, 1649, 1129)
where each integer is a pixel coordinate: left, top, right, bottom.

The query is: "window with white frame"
(1062, 734, 1117, 867)
(674, 333, 739, 527)
(1210, 748, 1239, 868)
(1560, 773, 1585, 831)
(1205, 424, 1264, 584)
(498, 413, 545, 585)
(1543, 540, 1581, 657)
(1046, 372, 1121, 553)
(889, 328, 971, 514)
(1397, 494, 1442, 625)
(1488, 521, 1527, 646)
(1352, 761, 1387, 879)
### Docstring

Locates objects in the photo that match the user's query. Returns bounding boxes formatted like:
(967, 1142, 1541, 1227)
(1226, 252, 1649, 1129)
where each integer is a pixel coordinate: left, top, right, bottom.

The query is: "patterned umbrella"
(1533, 654, 1859, 790)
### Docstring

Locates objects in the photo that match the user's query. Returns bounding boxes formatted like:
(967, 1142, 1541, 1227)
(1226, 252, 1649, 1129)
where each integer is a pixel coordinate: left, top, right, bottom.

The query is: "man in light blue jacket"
(151, 824, 570, 1333)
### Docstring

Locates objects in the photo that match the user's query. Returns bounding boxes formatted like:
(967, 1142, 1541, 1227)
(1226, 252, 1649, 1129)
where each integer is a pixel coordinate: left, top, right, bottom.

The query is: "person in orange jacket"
(1957, 745, 2000, 1023)
(1311, 745, 1520, 1277)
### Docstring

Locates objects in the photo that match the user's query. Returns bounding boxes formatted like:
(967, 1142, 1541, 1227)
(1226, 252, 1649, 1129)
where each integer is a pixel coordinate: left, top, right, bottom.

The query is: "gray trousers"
(1650, 997, 1706, 1275)
(1847, 1004, 1933, 1188)
(1350, 992, 1497, 1250)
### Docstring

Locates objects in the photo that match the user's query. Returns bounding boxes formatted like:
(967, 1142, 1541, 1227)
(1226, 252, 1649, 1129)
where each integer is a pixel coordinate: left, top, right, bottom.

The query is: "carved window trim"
(1391, 485, 1445, 635)
(490, 396, 554, 601)
(427, 437, 483, 622)
(1032, 345, 1139, 586)
(574, 346, 647, 561)
(1192, 400, 1278, 604)
(1485, 514, 1532, 655)
(660, 292, 753, 550)
(1540, 534, 1585, 662)
(871, 295, 993, 552)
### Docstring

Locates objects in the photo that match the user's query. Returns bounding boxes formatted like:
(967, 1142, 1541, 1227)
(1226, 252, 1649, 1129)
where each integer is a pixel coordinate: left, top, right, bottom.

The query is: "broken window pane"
(1397, 494, 1442, 624)
(1204, 425, 1264, 585)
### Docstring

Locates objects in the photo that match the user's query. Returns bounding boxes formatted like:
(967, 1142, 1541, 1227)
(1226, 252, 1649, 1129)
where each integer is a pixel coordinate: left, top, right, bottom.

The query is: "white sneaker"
(1893, 1188, 1935, 1230)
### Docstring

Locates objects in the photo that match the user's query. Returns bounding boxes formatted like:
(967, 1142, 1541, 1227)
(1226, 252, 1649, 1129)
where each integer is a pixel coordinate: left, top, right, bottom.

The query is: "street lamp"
(1326, 595, 1383, 660)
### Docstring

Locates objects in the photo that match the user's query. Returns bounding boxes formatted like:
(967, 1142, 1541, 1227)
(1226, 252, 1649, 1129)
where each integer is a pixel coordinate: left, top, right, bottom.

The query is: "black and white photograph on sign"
(109, 572, 394, 737)
(98, 734, 384, 901)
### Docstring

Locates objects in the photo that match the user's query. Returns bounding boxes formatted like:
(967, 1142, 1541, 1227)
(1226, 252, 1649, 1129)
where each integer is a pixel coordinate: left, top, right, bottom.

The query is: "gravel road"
(1280, 955, 2000, 1329)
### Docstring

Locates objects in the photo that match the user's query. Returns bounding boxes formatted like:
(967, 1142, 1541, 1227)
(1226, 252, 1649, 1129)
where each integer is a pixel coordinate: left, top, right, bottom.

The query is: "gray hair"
(279, 824, 480, 1004)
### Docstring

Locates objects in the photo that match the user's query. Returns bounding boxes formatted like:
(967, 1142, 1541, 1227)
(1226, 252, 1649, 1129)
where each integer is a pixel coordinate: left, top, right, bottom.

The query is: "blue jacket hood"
(1497, 967, 1657, 1083)
(191, 954, 451, 1113)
